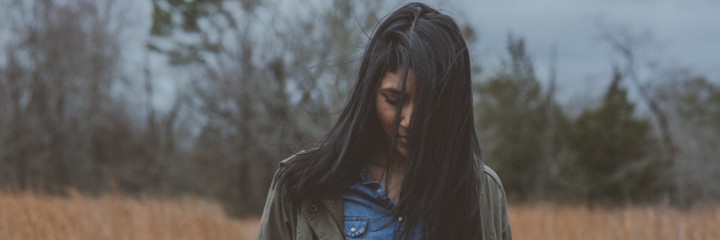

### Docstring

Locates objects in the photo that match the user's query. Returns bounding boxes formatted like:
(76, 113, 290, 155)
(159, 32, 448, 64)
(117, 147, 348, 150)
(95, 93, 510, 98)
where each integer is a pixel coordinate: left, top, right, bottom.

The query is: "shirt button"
(376, 188, 381, 194)
(310, 204, 318, 213)
(398, 217, 403, 221)
(361, 168, 365, 172)
(350, 227, 357, 232)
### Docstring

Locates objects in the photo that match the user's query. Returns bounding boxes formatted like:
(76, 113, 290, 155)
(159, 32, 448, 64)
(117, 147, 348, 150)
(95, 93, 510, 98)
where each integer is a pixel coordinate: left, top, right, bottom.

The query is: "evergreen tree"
(474, 36, 551, 201)
(567, 71, 664, 204)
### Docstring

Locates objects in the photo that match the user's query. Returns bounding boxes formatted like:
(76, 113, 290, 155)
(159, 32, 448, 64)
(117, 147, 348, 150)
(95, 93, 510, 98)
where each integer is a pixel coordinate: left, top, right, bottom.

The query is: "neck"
(369, 149, 404, 173)
(366, 149, 405, 204)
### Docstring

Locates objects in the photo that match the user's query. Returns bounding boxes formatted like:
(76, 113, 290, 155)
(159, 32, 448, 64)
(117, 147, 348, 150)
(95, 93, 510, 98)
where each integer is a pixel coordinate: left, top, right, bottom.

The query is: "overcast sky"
(434, 0, 720, 104)
(132, 0, 719, 110)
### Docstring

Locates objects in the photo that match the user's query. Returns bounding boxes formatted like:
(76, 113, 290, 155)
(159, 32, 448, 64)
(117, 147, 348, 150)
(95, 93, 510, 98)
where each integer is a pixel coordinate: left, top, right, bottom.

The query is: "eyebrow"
(381, 88, 403, 95)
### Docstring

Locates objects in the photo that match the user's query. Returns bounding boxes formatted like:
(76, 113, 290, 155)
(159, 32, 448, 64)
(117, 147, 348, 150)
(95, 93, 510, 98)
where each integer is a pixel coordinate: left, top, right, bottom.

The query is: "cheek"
(375, 97, 394, 135)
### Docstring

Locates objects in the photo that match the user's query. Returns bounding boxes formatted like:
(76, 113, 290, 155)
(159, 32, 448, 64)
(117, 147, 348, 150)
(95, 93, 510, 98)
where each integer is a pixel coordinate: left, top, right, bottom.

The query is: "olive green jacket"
(257, 156, 512, 240)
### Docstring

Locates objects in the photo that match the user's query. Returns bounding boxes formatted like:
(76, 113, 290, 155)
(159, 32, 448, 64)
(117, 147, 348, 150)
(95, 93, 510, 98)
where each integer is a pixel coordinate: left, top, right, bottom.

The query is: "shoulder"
(481, 164, 504, 190)
(273, 148, 318, 190)
(278, 154, 295, 169)
(278, 148, 316, 168)
(480, 163, 507, 207)
(479, 163, 513, 240)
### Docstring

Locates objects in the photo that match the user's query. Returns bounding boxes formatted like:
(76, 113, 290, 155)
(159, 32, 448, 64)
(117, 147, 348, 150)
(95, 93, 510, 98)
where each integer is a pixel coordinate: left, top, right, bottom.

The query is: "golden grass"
(0, 189, 259, 240)
(3, 189, 720, 240)
(509, 203, 720, 240)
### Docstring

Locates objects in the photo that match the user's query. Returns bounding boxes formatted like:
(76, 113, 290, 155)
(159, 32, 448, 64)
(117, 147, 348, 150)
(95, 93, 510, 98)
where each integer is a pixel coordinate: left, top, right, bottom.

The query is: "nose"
(399, 100, 413, 130)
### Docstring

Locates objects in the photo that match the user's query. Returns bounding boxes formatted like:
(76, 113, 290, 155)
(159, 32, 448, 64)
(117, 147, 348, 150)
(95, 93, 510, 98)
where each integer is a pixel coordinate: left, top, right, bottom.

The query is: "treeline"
(475, 37, 720, 206)
(0, 0, 718, 217)
(0, 0, 387, 216)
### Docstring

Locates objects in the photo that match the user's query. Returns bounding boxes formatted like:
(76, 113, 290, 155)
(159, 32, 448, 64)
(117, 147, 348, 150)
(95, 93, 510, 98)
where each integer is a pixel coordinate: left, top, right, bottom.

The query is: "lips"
(398, 136, 409, 145)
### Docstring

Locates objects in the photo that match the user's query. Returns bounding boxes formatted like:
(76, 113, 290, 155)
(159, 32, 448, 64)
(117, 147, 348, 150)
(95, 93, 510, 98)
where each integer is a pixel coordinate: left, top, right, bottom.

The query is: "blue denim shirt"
(341, 167, 418, 239)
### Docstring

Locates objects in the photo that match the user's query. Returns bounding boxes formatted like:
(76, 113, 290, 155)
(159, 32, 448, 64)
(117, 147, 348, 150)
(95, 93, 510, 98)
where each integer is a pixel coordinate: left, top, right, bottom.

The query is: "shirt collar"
(359, 166, 376, 185)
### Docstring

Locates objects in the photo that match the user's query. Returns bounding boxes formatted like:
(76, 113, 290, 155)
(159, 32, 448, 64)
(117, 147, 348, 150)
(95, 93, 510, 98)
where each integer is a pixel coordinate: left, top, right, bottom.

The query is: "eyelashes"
(384, 97, 399, 105)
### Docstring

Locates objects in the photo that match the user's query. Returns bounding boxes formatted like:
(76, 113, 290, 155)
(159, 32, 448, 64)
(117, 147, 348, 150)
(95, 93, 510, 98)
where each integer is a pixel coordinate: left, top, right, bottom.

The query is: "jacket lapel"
(301, 193, 344, 239)
(322, 193, 344, 227)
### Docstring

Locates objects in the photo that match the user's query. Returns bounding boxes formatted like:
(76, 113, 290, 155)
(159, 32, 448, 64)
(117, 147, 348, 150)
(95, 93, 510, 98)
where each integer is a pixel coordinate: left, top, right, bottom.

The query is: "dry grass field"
(2, 190, 719, 240)
(509, 203, 720, 240)
(0, 189, 260, 240)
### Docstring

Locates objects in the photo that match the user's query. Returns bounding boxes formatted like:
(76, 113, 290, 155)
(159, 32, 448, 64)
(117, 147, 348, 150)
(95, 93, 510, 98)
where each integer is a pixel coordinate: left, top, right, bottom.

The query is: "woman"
(257, 3, 511, 240)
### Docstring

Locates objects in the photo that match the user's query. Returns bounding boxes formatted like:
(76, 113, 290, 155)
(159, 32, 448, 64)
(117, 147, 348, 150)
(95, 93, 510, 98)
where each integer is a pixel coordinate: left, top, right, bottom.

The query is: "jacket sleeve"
(256, 167, 296, 240)
(495, 185, 512, 240)
(482, 165, 512, 240)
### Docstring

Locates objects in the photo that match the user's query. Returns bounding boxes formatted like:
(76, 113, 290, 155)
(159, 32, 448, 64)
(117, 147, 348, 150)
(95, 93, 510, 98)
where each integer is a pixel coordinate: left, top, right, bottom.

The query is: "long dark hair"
(278, 3, 484, 239)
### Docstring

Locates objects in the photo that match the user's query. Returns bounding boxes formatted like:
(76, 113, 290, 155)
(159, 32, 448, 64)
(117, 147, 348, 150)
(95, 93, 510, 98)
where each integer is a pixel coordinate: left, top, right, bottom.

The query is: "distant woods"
(0, 0, 386, 217)
(0, 0, 718, 217)
(474, 37, 720, 207)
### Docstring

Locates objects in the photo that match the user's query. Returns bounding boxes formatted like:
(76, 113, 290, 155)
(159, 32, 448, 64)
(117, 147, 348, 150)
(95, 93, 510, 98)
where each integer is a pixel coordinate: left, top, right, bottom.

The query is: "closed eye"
(381, 88, 404, 105)
(384, 96, 399, 105)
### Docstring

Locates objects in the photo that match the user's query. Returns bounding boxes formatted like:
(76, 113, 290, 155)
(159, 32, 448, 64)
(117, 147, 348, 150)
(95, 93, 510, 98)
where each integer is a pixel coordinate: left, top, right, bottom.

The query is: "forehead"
(378, 69, 417, 91)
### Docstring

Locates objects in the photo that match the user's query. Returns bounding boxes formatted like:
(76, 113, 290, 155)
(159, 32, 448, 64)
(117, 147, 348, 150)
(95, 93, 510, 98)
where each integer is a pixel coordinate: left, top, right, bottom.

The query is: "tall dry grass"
(509, 203, 720, 240)
(0, 189, 259, 240)
(3, 189, 720, 240)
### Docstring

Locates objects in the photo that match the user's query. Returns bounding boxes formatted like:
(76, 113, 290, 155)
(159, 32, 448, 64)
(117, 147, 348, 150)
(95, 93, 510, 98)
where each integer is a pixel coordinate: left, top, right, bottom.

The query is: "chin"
(395, 146, 408, 158)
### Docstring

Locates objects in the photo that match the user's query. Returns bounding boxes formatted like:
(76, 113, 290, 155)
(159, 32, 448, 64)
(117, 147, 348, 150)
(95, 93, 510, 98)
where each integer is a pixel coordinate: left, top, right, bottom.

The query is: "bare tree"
(145, 0, 390, 215)
(0, 0, 138, 193)
(598, 24, 678, 201)
(598, 23, 720, 205)
(652, 71, 720, 206)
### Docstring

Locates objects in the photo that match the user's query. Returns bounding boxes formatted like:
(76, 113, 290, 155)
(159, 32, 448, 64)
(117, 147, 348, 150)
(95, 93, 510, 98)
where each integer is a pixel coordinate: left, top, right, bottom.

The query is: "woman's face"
(375, 69, 416, 158)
